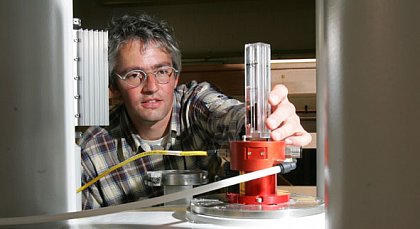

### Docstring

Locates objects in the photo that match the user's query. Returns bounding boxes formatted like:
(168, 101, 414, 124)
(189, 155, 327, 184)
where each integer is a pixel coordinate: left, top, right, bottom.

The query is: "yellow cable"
(77, 150, 208, 193)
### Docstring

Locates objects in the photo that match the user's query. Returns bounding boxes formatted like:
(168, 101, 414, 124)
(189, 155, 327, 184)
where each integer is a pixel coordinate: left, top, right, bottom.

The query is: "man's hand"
(265, 84, 312, 146)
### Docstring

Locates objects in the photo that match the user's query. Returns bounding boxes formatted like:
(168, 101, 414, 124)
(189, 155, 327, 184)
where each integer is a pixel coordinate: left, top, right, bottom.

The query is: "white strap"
(0, 166, 281, 226)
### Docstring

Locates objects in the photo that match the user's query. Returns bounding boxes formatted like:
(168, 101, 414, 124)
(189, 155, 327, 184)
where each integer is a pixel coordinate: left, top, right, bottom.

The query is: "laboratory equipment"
(186, 43, 324, 225)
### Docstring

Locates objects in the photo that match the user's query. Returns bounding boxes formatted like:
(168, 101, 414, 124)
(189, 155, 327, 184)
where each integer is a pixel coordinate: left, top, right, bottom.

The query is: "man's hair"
(107, 14, 181, 88)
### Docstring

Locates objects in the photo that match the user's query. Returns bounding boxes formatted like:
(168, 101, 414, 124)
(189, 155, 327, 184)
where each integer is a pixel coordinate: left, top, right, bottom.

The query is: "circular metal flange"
(187, 193, 324, 220)
(145, 170, 208, 186)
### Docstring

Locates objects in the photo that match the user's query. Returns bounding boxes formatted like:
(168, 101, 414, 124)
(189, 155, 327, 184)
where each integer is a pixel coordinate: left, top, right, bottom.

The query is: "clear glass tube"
(244, 42, 271, 140)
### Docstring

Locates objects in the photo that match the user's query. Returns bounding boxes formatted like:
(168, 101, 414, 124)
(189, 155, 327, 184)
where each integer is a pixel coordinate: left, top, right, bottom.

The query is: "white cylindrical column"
(317, 0, 420, 228)
(0, 0, 76, 222)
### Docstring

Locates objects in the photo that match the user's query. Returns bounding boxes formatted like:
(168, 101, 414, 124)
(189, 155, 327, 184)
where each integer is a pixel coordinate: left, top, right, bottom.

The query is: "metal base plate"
(187, 193, 324, 221)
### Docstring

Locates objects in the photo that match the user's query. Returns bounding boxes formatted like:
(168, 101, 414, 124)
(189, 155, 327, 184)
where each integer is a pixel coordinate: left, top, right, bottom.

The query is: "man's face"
(113, 39, 178, 126)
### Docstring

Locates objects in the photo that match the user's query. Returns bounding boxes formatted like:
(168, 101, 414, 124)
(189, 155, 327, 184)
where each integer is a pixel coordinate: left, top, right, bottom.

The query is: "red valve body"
(228, 140, 290, 205)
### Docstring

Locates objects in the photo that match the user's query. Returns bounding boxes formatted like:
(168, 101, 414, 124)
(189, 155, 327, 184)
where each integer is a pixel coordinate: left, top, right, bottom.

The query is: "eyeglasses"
(115, 66, 178, 88)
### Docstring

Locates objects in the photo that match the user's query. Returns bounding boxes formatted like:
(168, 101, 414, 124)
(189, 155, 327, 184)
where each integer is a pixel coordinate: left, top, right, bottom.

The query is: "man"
(80, 14, 312, 209)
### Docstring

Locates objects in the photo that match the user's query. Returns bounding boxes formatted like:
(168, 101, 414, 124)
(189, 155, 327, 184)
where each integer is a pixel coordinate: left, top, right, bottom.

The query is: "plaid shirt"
(80, 81, 245, 209)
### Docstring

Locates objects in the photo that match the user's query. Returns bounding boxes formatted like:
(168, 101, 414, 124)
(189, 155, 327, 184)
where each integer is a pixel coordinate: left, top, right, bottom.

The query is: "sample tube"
(244, 42, 271, 140)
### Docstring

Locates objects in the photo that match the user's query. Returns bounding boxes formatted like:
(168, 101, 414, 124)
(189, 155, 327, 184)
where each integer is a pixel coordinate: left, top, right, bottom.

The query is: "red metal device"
(227, 140, 290, 205)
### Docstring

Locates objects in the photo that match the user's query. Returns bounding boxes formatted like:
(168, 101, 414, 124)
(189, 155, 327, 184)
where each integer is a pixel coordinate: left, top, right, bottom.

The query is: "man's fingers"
(270, 115, 300, 140)
(269, 84, 288, 106)
(266, 99, 295, 130)
(284, 131, 312, 146)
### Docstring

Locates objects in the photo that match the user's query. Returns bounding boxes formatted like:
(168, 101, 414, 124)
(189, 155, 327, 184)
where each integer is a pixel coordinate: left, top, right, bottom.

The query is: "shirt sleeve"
(174, 80, 244, 179)
(179, 81, 246, 147)
(179, 81, 246, 181)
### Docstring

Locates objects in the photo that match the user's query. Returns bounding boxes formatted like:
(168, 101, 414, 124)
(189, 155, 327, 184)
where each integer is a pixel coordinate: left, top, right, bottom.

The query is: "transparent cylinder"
(244, 43, 271, 140)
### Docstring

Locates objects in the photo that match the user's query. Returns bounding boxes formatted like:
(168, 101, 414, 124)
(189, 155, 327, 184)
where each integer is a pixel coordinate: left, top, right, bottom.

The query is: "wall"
(73, 0, 315, 63)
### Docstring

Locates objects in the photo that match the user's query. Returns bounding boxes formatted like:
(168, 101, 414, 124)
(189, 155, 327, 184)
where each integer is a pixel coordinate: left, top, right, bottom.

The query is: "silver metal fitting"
(285, 145, 302, 158)
(145, 170, 208, 206)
